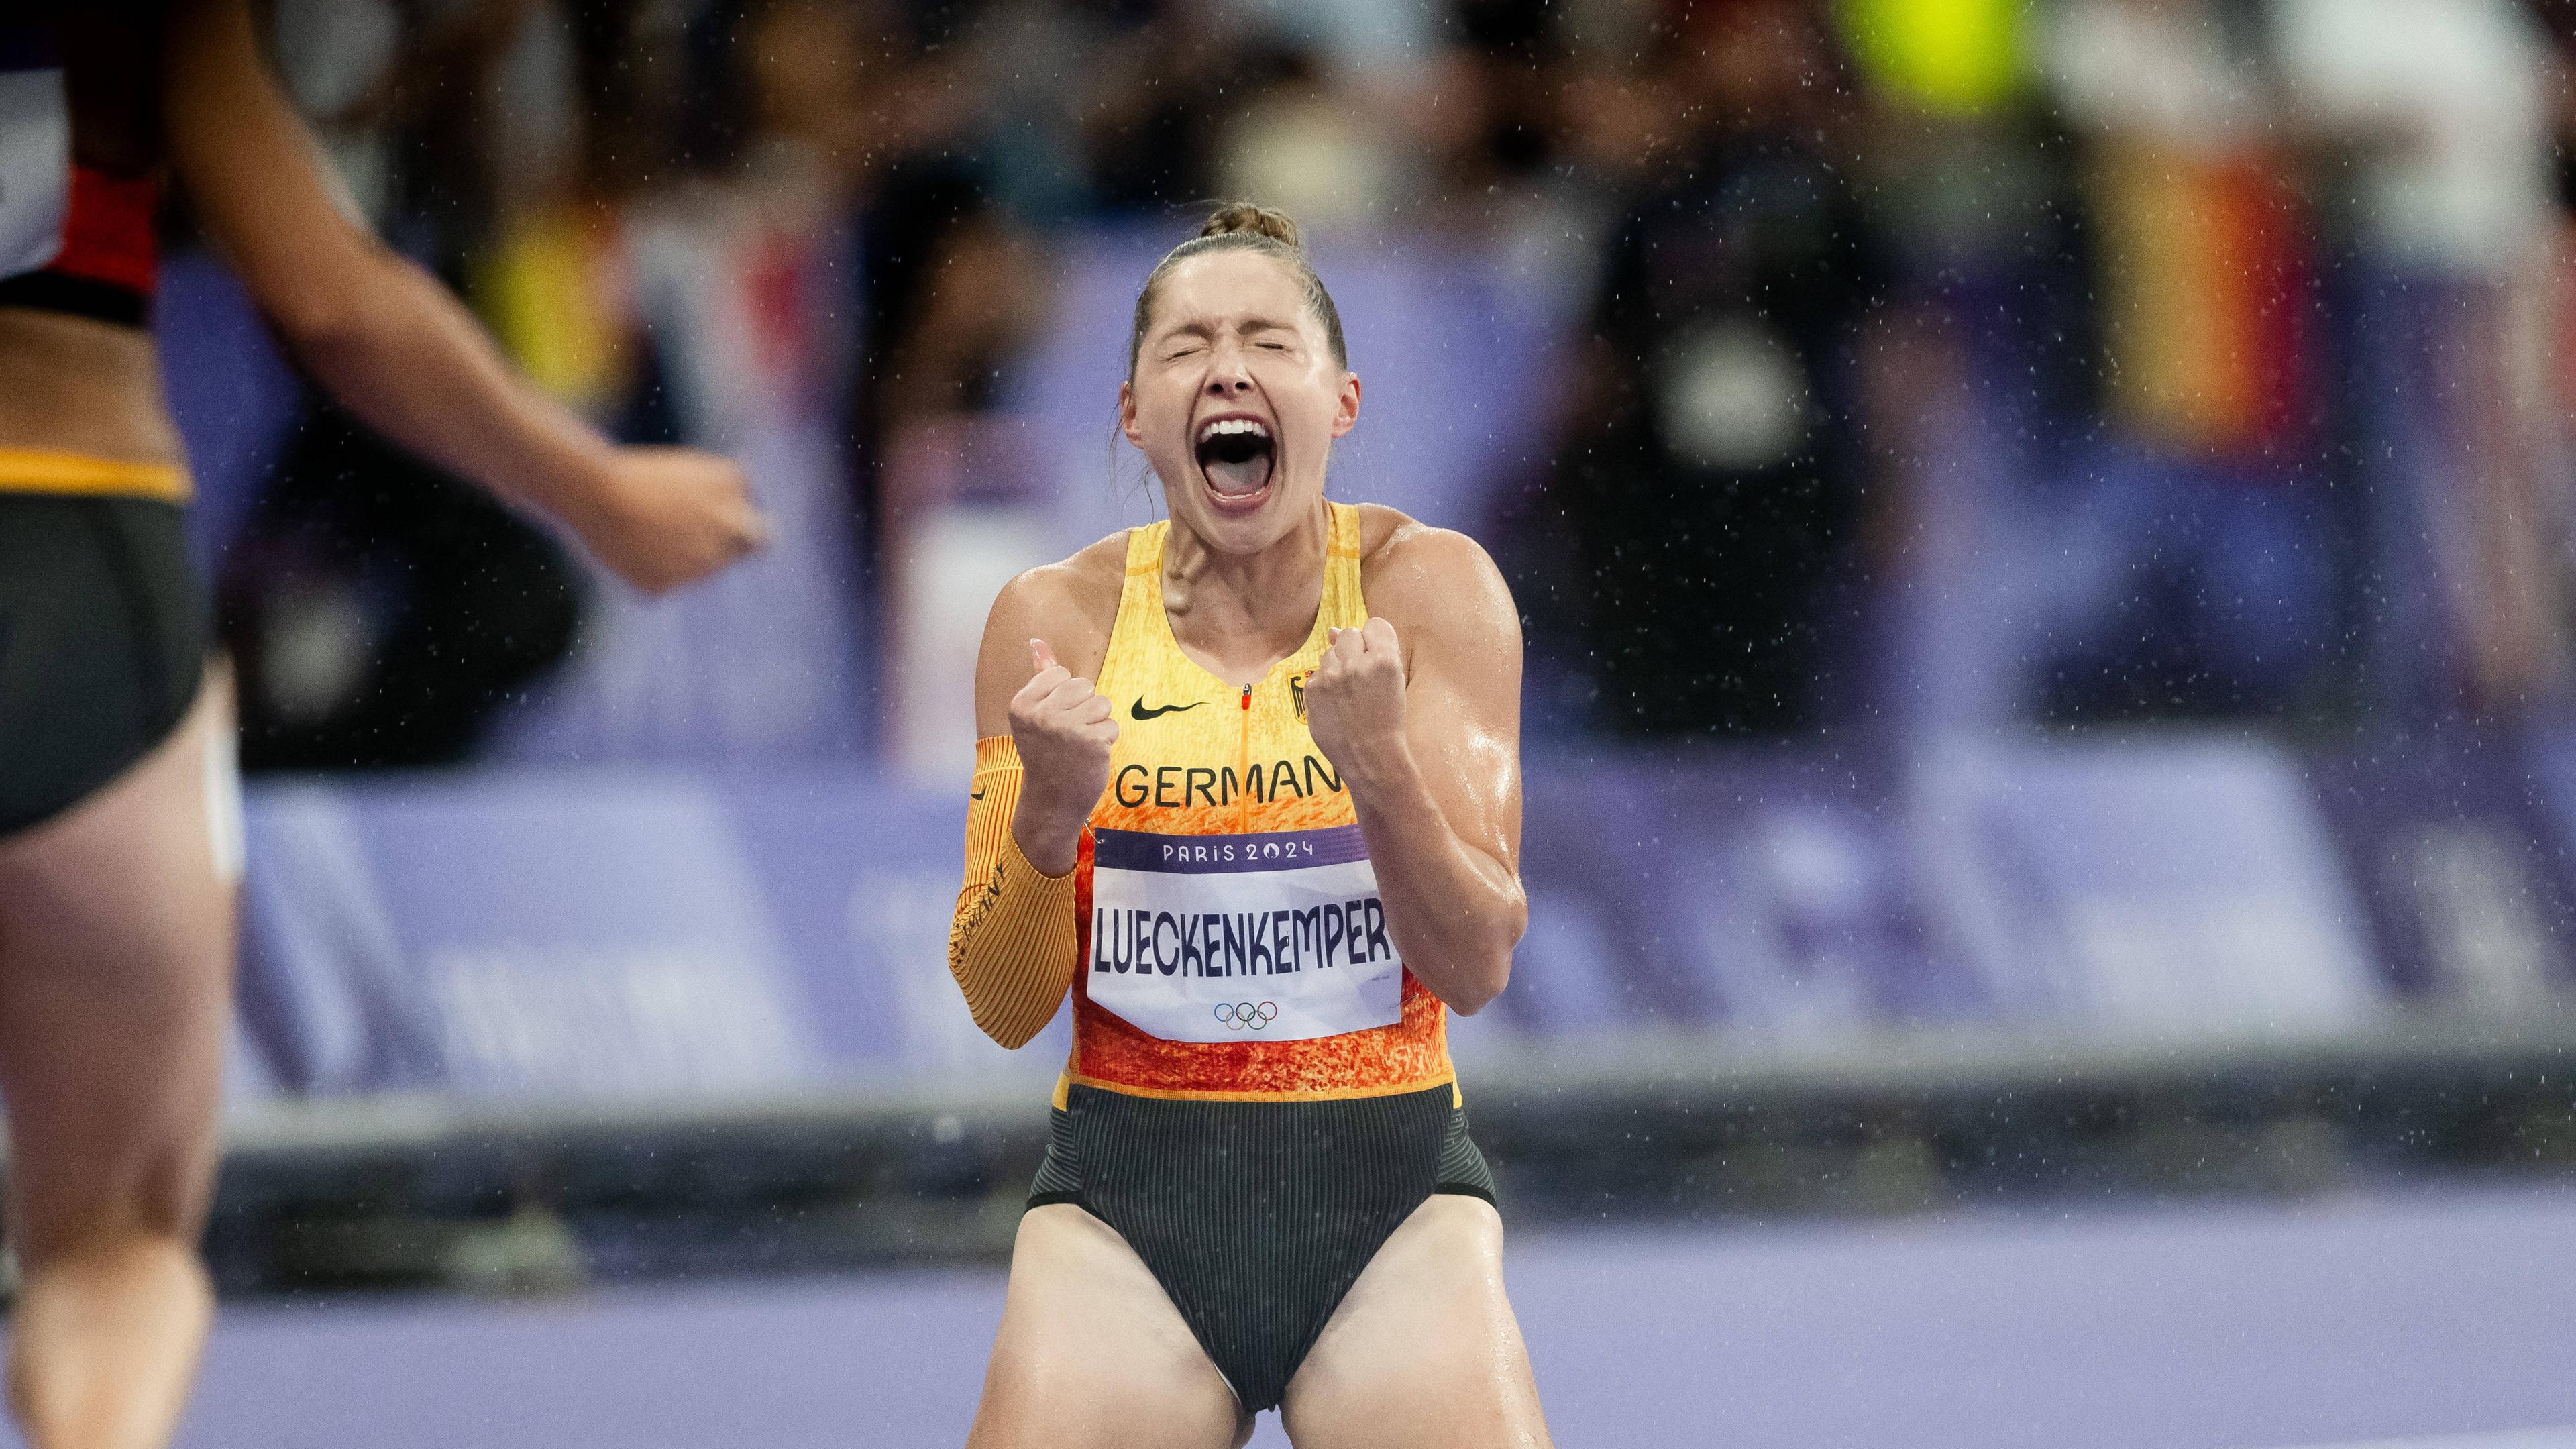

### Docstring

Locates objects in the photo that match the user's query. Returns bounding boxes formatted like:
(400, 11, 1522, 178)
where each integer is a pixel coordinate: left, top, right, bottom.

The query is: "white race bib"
(0, 64, 70, 280)
(1086, 825, 1403, 1044)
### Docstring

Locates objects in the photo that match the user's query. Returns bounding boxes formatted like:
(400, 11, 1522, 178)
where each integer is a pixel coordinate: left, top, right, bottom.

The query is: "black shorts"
(1028, 1081, 1497, 1413)
(0, 496, 208, 836)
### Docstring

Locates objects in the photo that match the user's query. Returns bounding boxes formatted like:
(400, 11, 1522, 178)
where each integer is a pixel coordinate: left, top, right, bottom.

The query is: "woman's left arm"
(1304, 527, 1526, 1014)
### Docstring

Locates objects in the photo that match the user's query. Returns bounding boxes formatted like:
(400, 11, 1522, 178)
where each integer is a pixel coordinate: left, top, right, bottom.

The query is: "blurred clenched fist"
(576, 445, 769, 594)
(1305, 616, 1407, 783)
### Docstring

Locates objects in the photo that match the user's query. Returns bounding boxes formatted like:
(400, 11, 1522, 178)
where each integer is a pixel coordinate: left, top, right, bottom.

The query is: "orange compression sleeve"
(947, 736, 1080, 1049)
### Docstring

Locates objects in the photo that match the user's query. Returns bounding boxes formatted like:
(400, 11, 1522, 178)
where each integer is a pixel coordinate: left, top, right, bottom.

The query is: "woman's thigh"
(967, 1203, 1248, 1449)
(0, 670, 237, 1257)
(1279, 1194, 1551, 1449)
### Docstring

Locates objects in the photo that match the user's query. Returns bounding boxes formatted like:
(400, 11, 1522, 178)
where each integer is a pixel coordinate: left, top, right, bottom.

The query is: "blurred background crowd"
(188, 0, 2576, 770)
(146, 0, 2576, 1305)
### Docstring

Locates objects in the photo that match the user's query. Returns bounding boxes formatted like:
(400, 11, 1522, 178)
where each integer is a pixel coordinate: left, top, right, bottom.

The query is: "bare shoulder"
(1352, 504, 1519, 654)
(987, 530, 1129, 677)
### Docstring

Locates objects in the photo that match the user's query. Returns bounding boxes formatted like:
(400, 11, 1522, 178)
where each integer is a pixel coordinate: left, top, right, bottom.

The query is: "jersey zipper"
(1236, 682, 1254, 831)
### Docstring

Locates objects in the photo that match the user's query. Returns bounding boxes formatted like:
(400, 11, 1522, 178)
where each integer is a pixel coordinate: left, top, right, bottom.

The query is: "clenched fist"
(1306, 616, 1408, 786)
(574, 445, 769, 594)
(1009, 639, 1120, 875)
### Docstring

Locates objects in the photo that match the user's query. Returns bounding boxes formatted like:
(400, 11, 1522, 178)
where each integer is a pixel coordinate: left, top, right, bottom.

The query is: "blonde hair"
(1126, 201, 1348, 381)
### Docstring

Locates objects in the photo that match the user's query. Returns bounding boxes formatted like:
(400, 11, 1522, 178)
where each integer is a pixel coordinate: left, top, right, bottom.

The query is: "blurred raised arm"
(160, 0, 764, 592)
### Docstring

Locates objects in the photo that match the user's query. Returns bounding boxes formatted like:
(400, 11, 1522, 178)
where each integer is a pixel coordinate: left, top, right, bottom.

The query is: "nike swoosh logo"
(970, 790, 986, 800)
(1131, 698, 1203, 721)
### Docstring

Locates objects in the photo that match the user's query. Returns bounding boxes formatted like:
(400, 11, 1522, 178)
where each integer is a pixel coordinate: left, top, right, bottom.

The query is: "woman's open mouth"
(1194, 417, 1275, 509)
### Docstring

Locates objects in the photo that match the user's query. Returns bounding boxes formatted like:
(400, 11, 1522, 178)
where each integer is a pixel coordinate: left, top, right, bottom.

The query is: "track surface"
(14, 1185, 2574, 1449)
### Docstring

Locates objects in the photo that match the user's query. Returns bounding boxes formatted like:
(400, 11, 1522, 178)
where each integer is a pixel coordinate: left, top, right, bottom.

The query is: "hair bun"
(1198, 201, 1302, 248)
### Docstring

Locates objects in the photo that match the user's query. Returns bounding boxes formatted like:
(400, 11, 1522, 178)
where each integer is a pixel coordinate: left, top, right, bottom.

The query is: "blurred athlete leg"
(967, 1203, 1250, 1449)
(1279, 1195, 1550, 1449)
(0, 669, 237, 1449)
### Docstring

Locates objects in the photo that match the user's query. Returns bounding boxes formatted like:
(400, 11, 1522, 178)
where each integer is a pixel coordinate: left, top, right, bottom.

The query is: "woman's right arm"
(947, 564, 1119, 1048)
(158, 0, 765, 594)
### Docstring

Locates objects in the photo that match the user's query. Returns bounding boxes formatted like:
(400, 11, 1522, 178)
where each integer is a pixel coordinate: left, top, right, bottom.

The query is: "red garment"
(48, 164, 158, 294)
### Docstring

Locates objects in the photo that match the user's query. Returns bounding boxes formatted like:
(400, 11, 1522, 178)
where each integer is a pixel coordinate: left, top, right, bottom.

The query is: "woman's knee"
(10, 1126, 221, 1264)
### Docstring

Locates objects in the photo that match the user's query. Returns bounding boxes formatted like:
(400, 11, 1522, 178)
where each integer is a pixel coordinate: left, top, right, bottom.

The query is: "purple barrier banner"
(1910, 737, 2385, 1035)
(239, 771, 1067, 1102)
(2309, 733, 2576, 1008)
(238, 733, 2454, 1104)
(1492, 752, 1973, 1043)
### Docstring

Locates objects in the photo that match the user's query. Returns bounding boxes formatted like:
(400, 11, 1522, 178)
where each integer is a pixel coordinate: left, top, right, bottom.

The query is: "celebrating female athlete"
(947, 203, 1550, 1447)
(0, 5, 760, 1446)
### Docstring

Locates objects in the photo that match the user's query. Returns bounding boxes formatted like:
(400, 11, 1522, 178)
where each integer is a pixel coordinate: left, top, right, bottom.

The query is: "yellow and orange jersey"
(1056, 501, 1454, 1105)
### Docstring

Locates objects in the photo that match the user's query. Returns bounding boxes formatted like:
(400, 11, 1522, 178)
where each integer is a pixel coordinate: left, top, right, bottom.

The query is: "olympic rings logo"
(1214, 1002, 1279, 1030)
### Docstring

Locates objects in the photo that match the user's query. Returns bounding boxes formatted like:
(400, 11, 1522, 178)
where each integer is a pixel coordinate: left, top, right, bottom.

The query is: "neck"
(1161, 500, 1331, 684)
